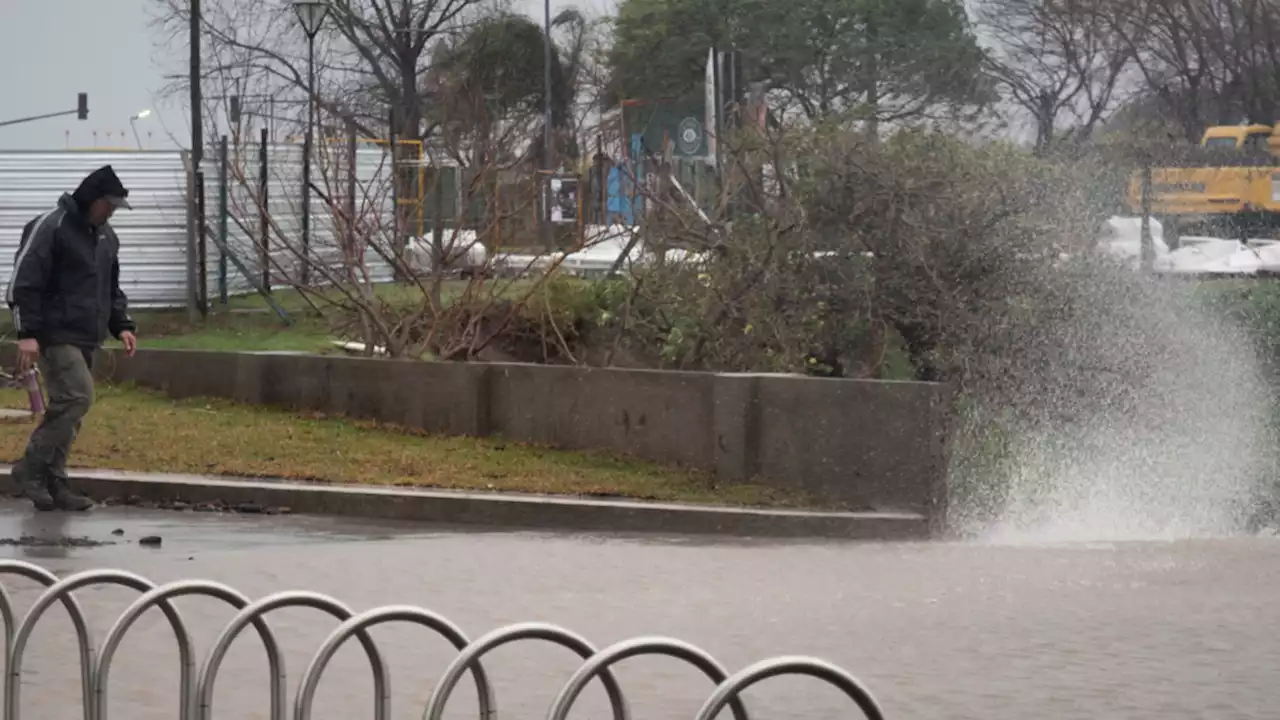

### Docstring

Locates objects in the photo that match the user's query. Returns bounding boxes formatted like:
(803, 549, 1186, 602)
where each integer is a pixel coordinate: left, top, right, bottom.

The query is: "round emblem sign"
(677, 117, 702, 155)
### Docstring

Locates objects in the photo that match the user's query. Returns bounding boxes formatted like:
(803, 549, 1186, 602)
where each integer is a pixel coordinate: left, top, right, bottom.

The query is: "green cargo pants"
(15, 344, 95, 483)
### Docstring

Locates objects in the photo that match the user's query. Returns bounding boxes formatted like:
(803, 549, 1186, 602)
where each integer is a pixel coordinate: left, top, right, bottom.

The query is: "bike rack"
(295, 605, 492, 720)
(0, 561, 886, 719)
(694, 656, 886, 720)
(421, 622, 627, 720)
(0, 562, 94, 720)
(194, 591, 385, 720)
(543, 636, 750, 720)
(95, 580, 281, 720)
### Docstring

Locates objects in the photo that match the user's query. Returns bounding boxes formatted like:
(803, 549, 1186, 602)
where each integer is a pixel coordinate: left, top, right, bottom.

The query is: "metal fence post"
(259, 127, 271, 293)
(345, 119, 357, 263)
(218, 135, 229, 304)
(195, 170, 208, 317)
(388, 106, 404, 280)
(184, 150, 200, 322)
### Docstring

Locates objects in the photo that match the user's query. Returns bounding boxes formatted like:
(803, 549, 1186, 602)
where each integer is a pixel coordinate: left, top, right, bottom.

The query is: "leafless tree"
(206, 101, 591, 360)
(977, 0, 1133, 153)
(177, 26, 626, 359)
(1104, 0, 1280, 142)
(150, 0, 490, 144)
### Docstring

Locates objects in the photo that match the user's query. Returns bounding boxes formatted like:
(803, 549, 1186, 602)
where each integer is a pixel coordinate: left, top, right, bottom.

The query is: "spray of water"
(950, 248, 1277, 544)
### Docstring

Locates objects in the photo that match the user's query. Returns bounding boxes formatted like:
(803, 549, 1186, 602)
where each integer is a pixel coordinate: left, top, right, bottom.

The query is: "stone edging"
(0, 467, 928, 541)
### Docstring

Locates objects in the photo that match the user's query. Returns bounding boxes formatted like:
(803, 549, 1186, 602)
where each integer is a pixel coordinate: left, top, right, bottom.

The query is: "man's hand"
(16, 338, 39, 373)
(120, 331, 137, 357)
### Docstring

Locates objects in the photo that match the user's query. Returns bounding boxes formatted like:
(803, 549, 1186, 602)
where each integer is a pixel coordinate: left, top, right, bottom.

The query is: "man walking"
(7, 165, 138, 511)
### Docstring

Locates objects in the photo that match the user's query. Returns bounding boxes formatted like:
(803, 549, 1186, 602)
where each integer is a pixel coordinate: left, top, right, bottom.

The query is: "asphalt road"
(0, 501, 1276, 720)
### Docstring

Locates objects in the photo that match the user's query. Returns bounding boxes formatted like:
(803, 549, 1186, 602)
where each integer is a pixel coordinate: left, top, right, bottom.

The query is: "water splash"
(951, 249, 1276, 544)
(978, 425, 1263, 543)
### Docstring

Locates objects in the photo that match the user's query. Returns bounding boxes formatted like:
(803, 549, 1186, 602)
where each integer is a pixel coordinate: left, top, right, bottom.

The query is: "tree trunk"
(1034, 92, 1054, 155)
(894, 319, 942, 382)
(394, 59, 423, 256)
(865, 10, 880, 138)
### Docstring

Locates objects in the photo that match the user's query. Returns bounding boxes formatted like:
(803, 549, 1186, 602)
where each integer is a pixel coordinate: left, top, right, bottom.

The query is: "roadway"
(0, 501, 1276, 720)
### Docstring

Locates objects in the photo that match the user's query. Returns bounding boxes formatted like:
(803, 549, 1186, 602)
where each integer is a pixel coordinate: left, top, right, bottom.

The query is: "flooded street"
(0, 501, 1276, 719)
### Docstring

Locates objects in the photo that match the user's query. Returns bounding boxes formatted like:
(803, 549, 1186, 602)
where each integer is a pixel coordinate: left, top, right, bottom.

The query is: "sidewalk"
(0, 465, 929, 541)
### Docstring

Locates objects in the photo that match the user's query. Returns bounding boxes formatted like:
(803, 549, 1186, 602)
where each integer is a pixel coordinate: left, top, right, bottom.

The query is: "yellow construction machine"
(1126, 124, 1280, 241)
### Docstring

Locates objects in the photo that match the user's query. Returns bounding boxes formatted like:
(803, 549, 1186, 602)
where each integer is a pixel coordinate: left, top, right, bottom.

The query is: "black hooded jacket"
(7, 193, 136, 348)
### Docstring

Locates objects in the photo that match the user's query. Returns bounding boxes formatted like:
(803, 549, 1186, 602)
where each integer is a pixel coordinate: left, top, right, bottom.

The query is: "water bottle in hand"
(22, 368, 44, 416)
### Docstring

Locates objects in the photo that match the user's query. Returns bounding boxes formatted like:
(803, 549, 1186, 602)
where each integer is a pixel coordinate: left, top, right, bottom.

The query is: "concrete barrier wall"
(89, 349, 956, 525)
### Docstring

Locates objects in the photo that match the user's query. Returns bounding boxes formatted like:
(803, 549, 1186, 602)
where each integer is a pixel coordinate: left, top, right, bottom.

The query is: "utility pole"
(541, 0, 554, 250)
(191, 0, 206, 319)
(190, 0, 203, 167)
(218, 135, 229, 304)
(302, 31, 316, 285)
(259, 126, 271, 294)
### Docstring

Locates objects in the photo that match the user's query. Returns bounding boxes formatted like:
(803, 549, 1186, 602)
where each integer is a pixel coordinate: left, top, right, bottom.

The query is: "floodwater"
(0, 502, 1276, 720)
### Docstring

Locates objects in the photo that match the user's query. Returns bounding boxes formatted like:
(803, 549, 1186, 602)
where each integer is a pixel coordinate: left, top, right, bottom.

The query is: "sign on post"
(548, 175, 579, 225)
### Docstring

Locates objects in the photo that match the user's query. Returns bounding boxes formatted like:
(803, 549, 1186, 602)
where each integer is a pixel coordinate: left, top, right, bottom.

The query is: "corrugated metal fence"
(0, 145, 404, 310)
(201, 142, 398, 298)
(0, 151, 191, 307)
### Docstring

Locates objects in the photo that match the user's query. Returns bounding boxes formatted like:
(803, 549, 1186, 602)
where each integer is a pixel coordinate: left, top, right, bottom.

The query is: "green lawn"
(0, 384, 808, 507)
(111, 298, 333, 354)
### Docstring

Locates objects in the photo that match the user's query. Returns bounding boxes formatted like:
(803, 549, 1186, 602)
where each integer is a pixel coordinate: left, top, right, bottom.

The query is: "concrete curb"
(0, 467, 928, 541)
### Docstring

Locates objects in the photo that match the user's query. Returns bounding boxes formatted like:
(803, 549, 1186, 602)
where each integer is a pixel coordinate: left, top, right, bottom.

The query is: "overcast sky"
(0, 0, 607, 151)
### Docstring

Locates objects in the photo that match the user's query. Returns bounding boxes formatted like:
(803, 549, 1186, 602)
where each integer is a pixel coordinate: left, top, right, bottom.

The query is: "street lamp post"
(293, 0, 330, 286)
(129, 109, 151, 150)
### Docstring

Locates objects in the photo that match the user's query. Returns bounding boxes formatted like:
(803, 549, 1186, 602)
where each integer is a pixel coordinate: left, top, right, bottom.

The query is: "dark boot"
(49, 477, 93, 512)
(13, 463, 56, 512)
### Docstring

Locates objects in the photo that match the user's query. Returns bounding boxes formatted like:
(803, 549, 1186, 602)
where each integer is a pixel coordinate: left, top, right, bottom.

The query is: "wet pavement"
(0, 500, 1276, 720)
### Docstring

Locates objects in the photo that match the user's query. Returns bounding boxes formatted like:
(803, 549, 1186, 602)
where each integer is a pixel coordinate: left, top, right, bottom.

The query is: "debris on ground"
(98, 496, 292, 515)
(0, 535, 114, 547)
